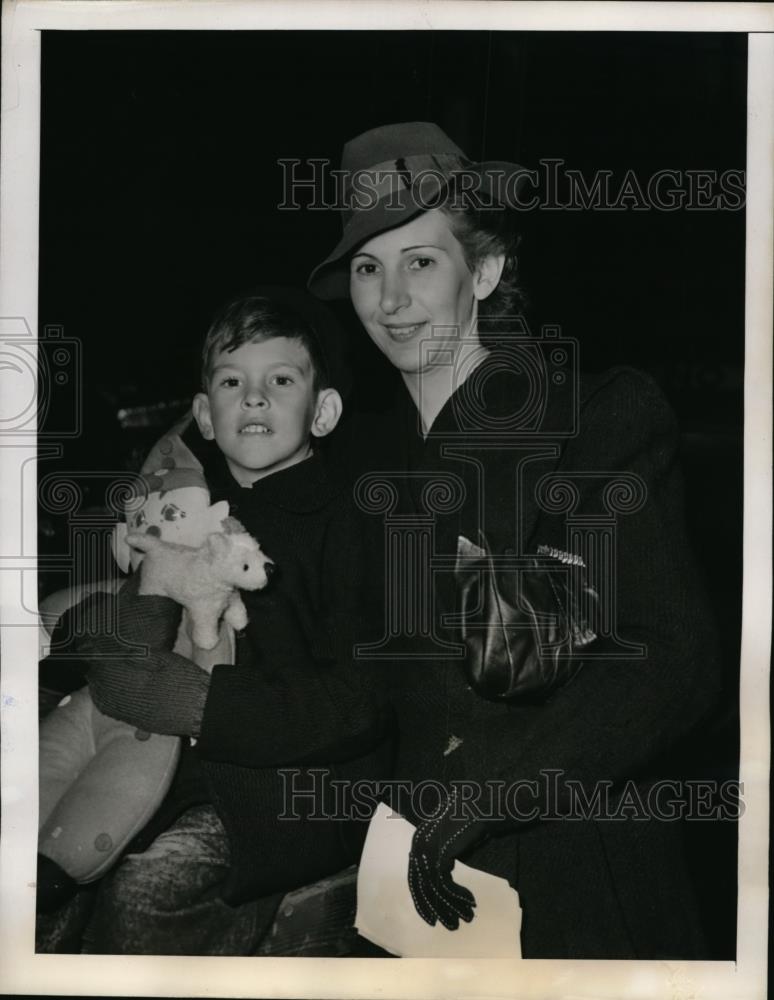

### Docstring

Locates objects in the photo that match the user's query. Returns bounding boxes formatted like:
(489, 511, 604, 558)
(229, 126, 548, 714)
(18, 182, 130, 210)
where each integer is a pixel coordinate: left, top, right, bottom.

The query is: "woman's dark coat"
(345, 361, 721, 959)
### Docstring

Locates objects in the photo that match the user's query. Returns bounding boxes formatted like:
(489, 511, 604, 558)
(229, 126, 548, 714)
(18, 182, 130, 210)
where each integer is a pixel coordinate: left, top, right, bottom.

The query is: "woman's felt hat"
(307, 121, 526, 300)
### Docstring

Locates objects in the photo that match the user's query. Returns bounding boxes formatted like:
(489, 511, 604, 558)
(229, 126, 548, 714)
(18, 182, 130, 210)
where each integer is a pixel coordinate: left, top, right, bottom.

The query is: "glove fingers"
(436, 873, 476, 924)
(409, 855, 477, 931)
(408, 855, 439, 927)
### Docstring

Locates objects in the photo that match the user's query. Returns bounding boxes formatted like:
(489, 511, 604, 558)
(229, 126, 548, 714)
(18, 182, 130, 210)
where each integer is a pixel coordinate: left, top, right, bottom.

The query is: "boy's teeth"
(241, 424, 270, 434)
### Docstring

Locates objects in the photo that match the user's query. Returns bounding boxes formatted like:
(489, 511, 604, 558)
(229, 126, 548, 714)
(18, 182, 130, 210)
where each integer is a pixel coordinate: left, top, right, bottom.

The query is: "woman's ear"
(192, 393, 215, 441)
(311, 388, 343, 439)
(473, 254, 506, 302)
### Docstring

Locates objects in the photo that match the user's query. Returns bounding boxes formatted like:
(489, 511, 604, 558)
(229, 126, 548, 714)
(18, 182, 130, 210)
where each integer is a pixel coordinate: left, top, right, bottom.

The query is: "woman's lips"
(381, 321, 427, 342)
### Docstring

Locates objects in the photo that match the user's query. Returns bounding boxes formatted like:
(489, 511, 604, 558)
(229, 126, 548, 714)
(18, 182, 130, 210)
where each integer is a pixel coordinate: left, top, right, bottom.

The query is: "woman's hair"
(439, 200, 525, 321)
(201, 294, 330, 391)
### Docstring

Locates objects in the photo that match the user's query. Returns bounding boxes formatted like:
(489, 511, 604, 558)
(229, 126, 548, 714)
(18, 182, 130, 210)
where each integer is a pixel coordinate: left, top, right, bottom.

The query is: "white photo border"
(1, 2, 771, 997)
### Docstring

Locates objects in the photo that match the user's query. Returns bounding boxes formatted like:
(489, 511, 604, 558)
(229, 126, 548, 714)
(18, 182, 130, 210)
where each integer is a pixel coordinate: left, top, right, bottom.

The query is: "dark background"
(38, 30, 745, 958)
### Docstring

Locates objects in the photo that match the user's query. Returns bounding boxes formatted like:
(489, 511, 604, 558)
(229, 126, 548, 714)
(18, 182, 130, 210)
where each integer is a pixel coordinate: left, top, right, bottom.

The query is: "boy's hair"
(201, 294, 331, 391)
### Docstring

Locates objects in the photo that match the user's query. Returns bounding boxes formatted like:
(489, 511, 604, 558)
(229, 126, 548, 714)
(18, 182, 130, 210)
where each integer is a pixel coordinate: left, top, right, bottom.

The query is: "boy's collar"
(181, 420, 344, 513)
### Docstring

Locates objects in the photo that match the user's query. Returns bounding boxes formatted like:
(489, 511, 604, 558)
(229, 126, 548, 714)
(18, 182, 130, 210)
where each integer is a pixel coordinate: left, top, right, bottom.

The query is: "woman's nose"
(380, 269, 410, 314)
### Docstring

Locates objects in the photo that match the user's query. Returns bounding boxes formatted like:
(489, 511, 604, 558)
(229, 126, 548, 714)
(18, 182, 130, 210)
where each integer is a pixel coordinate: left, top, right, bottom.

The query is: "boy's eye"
(219, 376, 241, 388)
(269, 374, 294, 387)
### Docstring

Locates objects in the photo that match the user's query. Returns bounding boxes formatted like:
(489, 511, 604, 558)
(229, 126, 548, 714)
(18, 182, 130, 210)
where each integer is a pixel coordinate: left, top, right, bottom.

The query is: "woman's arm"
(495, 369, 720, 803)
(409, 370, 723, 927)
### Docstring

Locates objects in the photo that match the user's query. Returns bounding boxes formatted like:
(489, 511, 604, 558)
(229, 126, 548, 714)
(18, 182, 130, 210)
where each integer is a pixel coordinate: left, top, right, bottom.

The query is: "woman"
(307, 122, 721, 958)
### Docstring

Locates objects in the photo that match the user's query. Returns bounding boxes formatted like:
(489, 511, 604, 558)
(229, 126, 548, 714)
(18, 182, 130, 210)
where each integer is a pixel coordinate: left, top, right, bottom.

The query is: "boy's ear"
(193, 393, 215, 441)
(473, 253, 506, 302)
(311, 388, 343, 439)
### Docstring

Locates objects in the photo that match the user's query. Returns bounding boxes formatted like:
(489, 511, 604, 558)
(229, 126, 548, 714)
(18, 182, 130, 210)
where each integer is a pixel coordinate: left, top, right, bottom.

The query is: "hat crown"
(308, 121, 525, 300)
(341, 121, 468, 174)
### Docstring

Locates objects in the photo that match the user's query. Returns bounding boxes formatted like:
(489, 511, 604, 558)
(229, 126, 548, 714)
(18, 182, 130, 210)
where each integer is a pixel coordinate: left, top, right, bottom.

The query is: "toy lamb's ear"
(126, 532, 156, 553)
(207, 500, 230, 532)
(112, 522, 131, 574)
(221, 516, 247, 535)
(205, 532, 229, 561)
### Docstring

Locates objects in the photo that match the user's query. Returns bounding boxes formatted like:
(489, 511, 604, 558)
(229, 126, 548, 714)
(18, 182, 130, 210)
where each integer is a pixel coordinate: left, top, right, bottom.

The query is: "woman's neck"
(402, 336, 489, 437)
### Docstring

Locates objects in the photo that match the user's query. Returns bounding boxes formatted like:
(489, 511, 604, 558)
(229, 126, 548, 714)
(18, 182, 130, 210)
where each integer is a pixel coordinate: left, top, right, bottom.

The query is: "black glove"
(407, 788, 488, 930)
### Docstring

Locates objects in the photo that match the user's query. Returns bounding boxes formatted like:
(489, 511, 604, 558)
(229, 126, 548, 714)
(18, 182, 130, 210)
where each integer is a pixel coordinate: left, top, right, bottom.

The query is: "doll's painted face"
(120, 483, 229, 571)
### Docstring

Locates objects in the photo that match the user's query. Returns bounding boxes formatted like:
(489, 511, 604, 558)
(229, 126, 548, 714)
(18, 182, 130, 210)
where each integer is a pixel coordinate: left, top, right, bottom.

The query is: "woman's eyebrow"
(401, 243, 446, 252)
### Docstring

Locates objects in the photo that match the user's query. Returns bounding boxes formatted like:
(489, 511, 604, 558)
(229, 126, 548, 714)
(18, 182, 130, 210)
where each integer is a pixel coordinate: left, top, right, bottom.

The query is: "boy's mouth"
(240, 422, 272, 435)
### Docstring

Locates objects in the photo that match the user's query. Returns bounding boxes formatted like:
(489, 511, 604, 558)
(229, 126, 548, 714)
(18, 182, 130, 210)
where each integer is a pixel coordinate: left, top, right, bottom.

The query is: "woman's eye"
(352, 260, 378, 276)
(409, 256, 434, 270)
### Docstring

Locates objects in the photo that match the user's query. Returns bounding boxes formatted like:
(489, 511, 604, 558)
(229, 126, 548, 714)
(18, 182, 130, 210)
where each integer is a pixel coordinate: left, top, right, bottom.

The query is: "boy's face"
(193, 336, 341, 487)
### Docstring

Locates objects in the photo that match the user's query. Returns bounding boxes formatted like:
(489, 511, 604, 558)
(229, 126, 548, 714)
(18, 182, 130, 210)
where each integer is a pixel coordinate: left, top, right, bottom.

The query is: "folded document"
(355, 802, 522, 958)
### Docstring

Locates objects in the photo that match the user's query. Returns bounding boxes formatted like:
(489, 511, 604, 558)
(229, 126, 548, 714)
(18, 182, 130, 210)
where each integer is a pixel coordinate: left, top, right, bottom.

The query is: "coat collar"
(396, 353, 576, 444)
(180, 420, 344, 514)
(391, 353, 575, 553)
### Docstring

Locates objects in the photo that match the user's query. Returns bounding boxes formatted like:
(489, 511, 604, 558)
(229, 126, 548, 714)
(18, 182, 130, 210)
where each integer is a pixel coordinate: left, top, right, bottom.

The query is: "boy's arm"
(60, 572, 212, 736)
(193, 509, 393, 769)
(195, 647, 391, 768)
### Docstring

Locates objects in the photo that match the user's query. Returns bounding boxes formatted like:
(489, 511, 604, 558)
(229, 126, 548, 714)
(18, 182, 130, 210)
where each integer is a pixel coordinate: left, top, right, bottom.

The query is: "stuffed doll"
(37, 437, 269, 910)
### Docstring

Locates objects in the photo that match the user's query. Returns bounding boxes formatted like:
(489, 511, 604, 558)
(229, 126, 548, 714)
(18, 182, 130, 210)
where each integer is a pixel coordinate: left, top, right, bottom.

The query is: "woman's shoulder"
(567, 366, 680, 471)
(578, 366, 677, 432)
(580, 365, 666, 403)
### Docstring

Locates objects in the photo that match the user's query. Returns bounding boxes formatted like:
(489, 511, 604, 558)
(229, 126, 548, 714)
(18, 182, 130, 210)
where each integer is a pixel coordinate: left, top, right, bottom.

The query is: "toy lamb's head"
(205, 518, 275, 591)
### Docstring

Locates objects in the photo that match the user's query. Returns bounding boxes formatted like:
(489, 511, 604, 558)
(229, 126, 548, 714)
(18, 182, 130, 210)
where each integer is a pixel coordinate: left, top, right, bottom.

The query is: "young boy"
(41, 288, 392, 955)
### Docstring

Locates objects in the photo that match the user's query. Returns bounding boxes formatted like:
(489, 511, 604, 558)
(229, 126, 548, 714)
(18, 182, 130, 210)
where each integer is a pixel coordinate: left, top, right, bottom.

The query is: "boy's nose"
(242, 390, 267, 408)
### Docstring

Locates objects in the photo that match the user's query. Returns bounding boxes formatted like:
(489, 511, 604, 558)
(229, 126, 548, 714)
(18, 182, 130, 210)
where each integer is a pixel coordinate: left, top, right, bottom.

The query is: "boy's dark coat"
(80, 441, 393, 910)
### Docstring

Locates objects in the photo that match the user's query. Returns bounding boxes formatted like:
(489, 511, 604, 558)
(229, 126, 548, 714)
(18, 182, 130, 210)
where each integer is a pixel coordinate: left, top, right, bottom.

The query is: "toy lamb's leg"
(189, 602, 221, 651)
(223, 592, 248, 633)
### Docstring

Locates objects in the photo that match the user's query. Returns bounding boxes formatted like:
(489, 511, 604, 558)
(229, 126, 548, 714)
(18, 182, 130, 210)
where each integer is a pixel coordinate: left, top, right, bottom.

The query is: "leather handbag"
(454, 536, 599, 701)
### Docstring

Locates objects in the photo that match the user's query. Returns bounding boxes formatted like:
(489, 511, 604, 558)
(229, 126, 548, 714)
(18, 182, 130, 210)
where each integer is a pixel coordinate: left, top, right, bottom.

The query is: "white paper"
(355, 802, 522, 958)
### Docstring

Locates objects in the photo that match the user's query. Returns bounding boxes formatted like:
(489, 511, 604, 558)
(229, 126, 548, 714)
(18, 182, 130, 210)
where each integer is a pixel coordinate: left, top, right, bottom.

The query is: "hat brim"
(307, 159, 526, 300)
